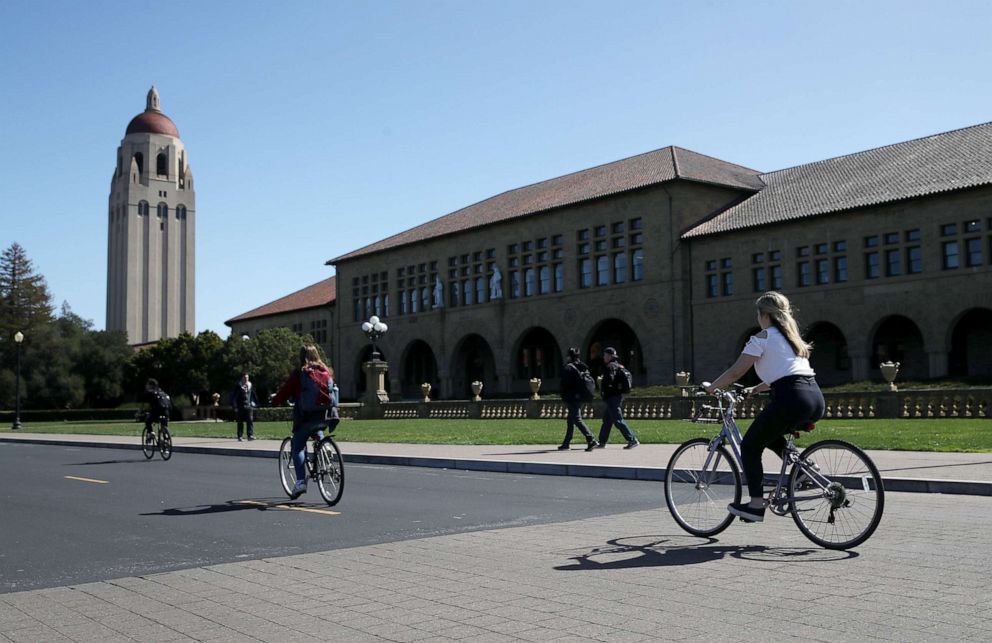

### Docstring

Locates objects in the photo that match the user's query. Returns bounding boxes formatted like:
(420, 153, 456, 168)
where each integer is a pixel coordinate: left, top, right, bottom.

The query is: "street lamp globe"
(12, 331, 24, 430)
(14, 331, 23, 344)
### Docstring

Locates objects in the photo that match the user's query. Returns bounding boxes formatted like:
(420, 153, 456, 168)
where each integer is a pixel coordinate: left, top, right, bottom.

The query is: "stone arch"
(354, 345, 390, 397)
(514, 327, 562, 385)
(584, 319, 644, 382)
(401, 340, 439, 399)
(870, 315, 926, 381)
(806, 321, 850, 386)
(450, 334, 497, 399)
(948, 308, 992, 377)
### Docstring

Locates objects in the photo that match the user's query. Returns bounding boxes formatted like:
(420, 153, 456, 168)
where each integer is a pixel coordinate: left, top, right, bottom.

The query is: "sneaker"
(557, 444, 570, 451)
(585, 441, 599, 452)
(593, 442, 607, 449)
(290, 480, 307, 499)
(237, 437, 243, 442)
(728, 502, 765, 523)
(247, 436, 255, 441)
(623, 440, 640, 449)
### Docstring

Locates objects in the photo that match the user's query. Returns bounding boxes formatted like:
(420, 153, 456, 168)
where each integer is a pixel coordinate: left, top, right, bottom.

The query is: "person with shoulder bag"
(230, 372, 258, 442)
(596, 347, 639, 449)
(558, 347, 599, 451)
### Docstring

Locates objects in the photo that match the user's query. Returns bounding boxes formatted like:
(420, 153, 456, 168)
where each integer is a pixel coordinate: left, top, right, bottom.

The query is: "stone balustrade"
(360, 388, 991, 420)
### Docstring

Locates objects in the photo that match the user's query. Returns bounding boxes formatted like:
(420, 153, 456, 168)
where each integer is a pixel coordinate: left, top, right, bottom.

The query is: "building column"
(849, 349, 871, 382)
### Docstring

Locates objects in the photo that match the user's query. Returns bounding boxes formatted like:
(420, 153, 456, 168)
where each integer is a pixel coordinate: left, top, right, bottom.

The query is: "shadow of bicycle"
(553, 534, 857, 570)
(140, 498, 329, 517)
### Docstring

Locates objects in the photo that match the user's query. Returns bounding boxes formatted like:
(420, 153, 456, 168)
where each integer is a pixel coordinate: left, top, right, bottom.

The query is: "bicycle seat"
(791, 423, 816, 439)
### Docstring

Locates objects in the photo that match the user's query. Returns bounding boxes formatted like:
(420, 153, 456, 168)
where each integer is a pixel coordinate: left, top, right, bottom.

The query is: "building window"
(797, 261, 811, 287)
(522, 269, 534, 296)
(722, 271, 733, 296)
(965, 237, 982, 267)
(834, 256, 848, 283)
(885, 249, 902, 276)
(510, 271, 520, 298)
(579, 259, 592, 289)
(463, 280, 473, 305)
(538, 266, 550, 294)
(942, 241, 960, 270)
(596, 256, 609, 286)
(753, 267, 766, 292)
(770, 264, 782, 290)
(865, 252, 880, 279)
(156, 153, 168, 177)
(476, 277, 486, 303)
(554, 263, 563, 292)
(907, 246, 922, 274)
(137, 200, 149, 216)
(815, 259, 829, 285)
(613, 253, 626, 283)
(631, 249, 644, 281)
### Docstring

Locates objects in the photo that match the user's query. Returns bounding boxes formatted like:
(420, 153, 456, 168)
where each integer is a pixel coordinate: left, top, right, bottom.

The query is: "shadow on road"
(482, 449, 561, 455)
(140, 498, 329, 517)
(554, 534, 857, 570)
(67, 459, 154, 466)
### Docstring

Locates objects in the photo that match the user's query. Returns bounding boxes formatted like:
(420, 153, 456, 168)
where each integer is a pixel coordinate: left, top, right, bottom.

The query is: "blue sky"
(2, 0, 990, 337)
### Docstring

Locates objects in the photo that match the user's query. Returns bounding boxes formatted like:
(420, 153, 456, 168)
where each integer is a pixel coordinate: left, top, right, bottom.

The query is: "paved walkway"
(3, 432, 991, 495)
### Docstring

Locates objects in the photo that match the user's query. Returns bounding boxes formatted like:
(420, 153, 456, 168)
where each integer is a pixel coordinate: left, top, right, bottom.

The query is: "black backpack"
(578, 369, 597, 401)
(152, 389, 172, 412)
(615, 364, 633, 394)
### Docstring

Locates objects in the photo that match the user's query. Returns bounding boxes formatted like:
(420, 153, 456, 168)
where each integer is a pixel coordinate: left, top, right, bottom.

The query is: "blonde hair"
(298, 344, 333, 376)
(755, 292, 811, 359)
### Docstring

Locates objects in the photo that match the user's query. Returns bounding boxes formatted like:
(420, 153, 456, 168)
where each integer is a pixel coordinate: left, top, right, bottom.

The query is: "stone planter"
(880, 361, 900, 392)
(421, 382, 432, 402)
(529, 378, 542, 400)
(675, 371, 691, 396)
(471, 380, 483, 402)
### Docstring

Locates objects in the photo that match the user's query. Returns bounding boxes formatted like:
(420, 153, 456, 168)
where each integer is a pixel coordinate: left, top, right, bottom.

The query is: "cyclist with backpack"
(143, 378, 171, 435)
(558, 347, 599, 451)
(270, 345, 339, 499)
(595, 347, 639, 449)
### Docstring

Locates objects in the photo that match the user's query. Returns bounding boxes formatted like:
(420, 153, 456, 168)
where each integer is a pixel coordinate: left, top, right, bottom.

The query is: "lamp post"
(360, 315, 388, 362)
(240, 333, 250, 373)
(12, 331, 24, 430)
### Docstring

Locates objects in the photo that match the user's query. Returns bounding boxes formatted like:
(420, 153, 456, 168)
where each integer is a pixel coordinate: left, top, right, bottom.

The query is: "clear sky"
(2, 0, 990, 338)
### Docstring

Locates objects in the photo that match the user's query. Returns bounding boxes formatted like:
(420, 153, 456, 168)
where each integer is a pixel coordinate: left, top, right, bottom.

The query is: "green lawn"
(3, 417, 991, 452)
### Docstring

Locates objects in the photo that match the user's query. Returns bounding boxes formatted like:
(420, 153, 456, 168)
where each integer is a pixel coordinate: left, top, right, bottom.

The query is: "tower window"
(137, 201, 149, 216)
(157, 203, 168, 218)
(176, 205, 187, 220)
(133, 153, 144, 175)
(156, 153, 168, 177)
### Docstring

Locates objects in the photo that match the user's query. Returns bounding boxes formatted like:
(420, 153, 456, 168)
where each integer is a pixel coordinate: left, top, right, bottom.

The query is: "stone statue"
(490, 266, 503, 299)
(433, 276, 444, 308)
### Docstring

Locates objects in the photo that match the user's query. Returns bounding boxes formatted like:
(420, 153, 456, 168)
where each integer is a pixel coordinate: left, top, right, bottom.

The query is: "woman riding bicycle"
(704, 291, 824, 523)
(271, 345, 339, 499)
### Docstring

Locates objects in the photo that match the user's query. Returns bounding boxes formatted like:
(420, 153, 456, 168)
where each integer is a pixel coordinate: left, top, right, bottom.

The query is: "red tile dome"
(126, 110, 180, 137)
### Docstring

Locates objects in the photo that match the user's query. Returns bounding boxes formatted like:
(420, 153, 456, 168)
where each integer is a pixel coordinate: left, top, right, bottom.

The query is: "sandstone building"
(106, 87, 195, 344)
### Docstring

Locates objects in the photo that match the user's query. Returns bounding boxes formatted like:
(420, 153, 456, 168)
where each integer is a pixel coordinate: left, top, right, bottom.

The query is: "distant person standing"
(231, 372, 258, 441)
(558, 348, 599, 451)
(596, 347, 639, 449)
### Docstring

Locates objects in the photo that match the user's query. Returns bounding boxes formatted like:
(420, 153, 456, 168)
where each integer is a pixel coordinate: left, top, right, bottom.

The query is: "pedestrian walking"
(596, 347, 639, 449)
(558, 347, 599, 451)
(231, 372, 258, 441)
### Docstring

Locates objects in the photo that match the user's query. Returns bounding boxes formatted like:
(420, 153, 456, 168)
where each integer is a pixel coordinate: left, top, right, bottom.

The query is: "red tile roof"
(225, 276, 336, 325)
(329, 146, 763, 263)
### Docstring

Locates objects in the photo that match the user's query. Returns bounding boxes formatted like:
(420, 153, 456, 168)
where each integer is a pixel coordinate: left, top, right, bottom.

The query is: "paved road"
(0, 442, 662, 593)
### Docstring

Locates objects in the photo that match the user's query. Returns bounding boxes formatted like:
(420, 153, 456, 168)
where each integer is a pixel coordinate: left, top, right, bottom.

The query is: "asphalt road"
(0, 442, 663, 593)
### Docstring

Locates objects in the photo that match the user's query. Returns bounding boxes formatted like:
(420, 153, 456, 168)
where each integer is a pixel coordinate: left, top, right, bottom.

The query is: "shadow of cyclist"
(140, 498, 327, 517)
(553, 534, 855, 570)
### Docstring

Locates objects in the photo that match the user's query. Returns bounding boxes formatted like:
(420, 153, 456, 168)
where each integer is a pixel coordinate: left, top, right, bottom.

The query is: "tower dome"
(125, 86, 180, 137)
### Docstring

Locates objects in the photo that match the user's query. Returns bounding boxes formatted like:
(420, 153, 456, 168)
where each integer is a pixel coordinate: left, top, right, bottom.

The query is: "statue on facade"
(433, 276, 444, 308)
(490, 266, 503, 299)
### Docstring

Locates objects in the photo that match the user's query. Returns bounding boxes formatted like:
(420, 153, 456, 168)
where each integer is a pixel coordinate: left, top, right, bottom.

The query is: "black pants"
(236, 407, 254, 439)
(145, 412, 168, 433)
(563, 400, 595, 445)
(742, 375, 824, 498)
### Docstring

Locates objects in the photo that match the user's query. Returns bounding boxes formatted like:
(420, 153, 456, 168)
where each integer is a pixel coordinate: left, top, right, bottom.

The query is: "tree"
(0, 243, 54, 364)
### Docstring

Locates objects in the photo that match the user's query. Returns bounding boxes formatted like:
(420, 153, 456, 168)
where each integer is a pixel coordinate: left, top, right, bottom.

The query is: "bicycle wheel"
(278, 437, 299, 498)
(790, 439, 884, 550)
(314, 437, 345, 506)
(665, 438, 741, 537)
(159, 427, 173, 461)
(142, 426, 156, 459)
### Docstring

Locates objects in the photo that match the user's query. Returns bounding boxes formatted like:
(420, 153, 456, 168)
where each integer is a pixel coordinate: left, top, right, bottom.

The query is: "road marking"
(64, 475, 109, 484)
(236, 500, 340, 516)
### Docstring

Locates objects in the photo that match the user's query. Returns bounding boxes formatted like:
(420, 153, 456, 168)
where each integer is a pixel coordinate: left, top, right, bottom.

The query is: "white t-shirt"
(741, 326, 815, 385)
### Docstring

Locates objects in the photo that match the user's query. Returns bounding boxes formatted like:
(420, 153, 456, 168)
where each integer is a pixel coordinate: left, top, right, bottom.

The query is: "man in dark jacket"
(143, 378, 170, 435)
(558, 347, 599, 451)
(596, 347, 639, 449)
(230, 372, 258, 441)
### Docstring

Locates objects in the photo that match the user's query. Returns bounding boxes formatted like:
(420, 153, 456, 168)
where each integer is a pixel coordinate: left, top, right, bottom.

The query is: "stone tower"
(106, 87, 195, 344)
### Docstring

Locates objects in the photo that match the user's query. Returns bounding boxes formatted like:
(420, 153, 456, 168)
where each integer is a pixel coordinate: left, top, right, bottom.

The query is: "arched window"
(137, 201, 149, 216)
(175, 205, 187, 220)
(157, 202, 168, 218)
(156, 153, 168, 177)
(133, 153, 144, 175)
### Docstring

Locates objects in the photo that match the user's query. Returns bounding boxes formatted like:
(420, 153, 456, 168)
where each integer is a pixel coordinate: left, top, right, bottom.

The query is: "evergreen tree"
(0, 243, 54, 363)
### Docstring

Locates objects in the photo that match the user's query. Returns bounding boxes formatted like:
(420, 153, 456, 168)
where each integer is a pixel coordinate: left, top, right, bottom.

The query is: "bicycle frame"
(694, 389, 832, 509)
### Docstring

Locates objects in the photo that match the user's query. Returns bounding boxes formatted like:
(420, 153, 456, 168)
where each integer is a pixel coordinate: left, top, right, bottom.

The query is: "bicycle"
(278, 419, 344, 506)
(141, 415, 173, 461)
(664, 384, 884, 550)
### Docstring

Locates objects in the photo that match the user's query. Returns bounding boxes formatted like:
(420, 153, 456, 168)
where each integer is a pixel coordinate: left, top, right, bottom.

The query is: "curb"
(4, 436, 990, 496)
